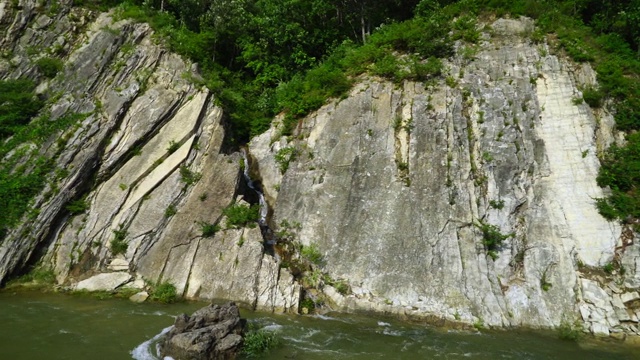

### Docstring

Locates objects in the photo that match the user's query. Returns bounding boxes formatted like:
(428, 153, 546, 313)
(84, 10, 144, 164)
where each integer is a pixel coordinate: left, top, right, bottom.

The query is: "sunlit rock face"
(251, 18, 636, 334)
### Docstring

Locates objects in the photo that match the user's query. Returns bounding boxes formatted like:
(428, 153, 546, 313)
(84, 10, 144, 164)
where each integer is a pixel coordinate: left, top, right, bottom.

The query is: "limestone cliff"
(0, 2, 638, 340)
(251, 19, 640, 337)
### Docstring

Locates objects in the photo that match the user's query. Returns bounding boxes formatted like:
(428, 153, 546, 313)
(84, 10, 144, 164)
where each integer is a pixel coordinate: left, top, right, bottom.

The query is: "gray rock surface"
(161, 302, 245, 360)
(76, 272, 131, 291)
(248, 17, 640, 338)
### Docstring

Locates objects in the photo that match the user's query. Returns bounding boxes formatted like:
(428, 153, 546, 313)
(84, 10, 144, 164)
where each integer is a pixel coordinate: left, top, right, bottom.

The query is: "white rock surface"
(129, 291, 149, 303)
(76, 273, 132, 291)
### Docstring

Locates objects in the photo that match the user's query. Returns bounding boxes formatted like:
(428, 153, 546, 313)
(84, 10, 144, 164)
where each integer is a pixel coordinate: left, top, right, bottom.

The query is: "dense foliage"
(0, 78, 87, 237)
(0, 79, 43, 139)
(223, 203, 260, 228)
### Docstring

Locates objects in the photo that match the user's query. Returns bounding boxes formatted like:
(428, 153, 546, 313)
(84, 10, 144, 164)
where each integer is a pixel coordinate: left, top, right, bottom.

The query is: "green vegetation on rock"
(223, 203, 259, 229)
(149, 281, 178, 303)
(0, 77, 90, 239)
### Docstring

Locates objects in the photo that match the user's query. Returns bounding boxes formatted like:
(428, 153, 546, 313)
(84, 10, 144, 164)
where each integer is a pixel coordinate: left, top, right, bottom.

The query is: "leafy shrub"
(557, 320, 583, 341)
(274, 147, 297, 174)
(65, 198, 89, 215)
(475, 221, 514, 259)
(35, 57, 64, 78)
(452, 14, 480, 43)
(596, 133, 640, 221)
(200, 222, 220, 237)
(179, 165, 202, 186)
(223, 203, 259, 228)
(0, 79, 43, 139)
(489, 199, 504, 210)
(149, 281, 178, 303)
(299, 298, 315, 313)
(581, 86, 603, 108)
(164, 204, 177, 217)
(110, 226, 128, 256)
(242, 327, 281, 358)
(301, 243, 323, 266)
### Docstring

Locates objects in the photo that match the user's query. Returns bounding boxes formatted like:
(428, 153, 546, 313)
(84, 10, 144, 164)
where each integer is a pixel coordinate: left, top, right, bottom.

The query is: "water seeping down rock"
(0, 2, 639, 341)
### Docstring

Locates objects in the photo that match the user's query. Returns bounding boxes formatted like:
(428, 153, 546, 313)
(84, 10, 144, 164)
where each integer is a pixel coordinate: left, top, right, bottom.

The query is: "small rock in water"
(160, 302, 246, 360)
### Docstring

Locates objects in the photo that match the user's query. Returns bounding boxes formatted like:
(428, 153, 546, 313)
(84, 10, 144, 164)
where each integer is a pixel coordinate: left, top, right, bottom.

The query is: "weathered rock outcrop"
(0, 1, 639, 340)
(161, 302, 246, 360)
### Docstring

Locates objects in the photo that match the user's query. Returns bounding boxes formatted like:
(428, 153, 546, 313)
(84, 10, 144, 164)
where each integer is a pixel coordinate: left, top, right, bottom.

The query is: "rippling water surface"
(0, 291, 637, 359)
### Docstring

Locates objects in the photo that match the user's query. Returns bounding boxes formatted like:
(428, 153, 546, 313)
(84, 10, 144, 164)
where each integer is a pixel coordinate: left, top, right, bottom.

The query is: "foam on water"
(261, 324, 283, 332)
(130, 325, 173, 360)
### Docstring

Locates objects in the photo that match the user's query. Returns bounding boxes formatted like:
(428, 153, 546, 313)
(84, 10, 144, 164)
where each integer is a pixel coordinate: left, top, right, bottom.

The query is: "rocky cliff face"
(0, 2, 638, 339)
(251, 18, 640, 337)
(0, 0, 298, 313)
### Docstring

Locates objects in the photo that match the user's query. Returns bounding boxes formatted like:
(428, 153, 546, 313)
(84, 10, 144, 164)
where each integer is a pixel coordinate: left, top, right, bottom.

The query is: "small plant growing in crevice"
(179, 165, 202, 186)
(65, 198, 89, 215)
(481, 151, 493, 162)
(199, 221, 220, 237)
(489, 199, 504, 210)
(475, 220, 514, 260)
(473, 318, 485, 331)
(164, 204, 177, 217)
(274, 146, 297, 174)
(110, 225, 128, 256)
(223, 203, 260, 228)
(301, 243, 324, 266)
(167, 140, 180, 154)
(149, 281, 178, 303)
(541, 269, 553, 291)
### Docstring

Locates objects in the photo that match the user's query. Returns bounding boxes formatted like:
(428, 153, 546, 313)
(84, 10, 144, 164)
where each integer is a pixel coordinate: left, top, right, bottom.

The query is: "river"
(0, 291, 636, 359)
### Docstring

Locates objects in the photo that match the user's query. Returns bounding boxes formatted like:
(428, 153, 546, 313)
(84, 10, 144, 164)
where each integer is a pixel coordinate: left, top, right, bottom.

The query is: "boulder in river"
(160, 302, 246, 360)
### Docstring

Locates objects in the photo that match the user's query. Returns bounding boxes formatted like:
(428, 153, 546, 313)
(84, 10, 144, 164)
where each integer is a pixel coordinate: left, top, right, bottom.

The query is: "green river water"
(0, 291, 637, 359)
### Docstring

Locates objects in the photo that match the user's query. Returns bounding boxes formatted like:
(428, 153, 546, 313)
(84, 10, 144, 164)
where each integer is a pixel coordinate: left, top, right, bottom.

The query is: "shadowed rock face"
(160, 302, 246, 360)
(0, 2, 639, 339)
